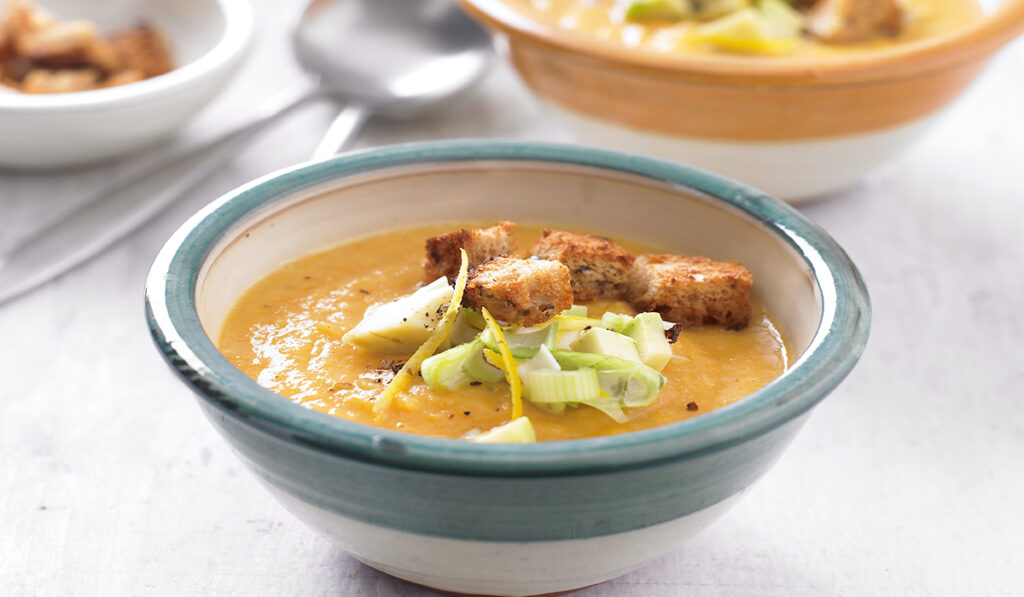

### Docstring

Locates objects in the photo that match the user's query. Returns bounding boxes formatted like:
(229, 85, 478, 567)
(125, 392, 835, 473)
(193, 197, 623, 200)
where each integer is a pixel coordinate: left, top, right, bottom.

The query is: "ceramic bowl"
(146, 141, 870, 596)
(458, 0, 1024, 201)
(0, 0, 252, 169)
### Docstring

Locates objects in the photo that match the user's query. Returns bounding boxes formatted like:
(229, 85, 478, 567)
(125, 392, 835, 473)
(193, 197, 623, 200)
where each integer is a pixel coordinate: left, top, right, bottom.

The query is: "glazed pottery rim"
(0, 0, 253, 113)
(145, 140, 870, 476)
(457, 0, 1024, 82)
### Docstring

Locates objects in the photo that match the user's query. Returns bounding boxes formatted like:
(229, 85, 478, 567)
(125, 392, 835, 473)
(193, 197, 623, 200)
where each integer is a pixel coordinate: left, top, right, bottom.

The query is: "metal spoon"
(0, 0, 493, 306)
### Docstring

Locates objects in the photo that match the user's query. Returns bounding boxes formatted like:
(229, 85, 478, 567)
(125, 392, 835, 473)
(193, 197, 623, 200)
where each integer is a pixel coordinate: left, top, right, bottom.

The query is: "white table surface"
(3, 2, 1024, 595)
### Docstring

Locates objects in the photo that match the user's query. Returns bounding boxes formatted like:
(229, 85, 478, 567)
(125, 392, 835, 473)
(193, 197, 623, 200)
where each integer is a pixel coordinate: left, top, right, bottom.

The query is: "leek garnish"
(374, 249, 470, 416)
(525, 369, 601, 403)
(421, 341, 476, 391)
(561, 305, 588, 318)
(462, 341, 506, 383)
(480, 306, 523, 420)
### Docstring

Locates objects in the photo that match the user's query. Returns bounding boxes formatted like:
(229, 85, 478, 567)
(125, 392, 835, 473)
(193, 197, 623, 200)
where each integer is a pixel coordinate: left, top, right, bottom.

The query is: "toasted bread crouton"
(4, 0, 56, 41)
(15, 20, 100, 65)
(108, 24, 173, 78)
(0, 22, 11, 60)
(626, 255, 752, 330)
(21, 67, 98, 93)
(98, 67, 143, 88)
(808, 0, 903, 43)
(463, 256, 573, 326)
(424, 221, 517, 280)
(0, 2, 174, 91)
(528, 229, 635, 302)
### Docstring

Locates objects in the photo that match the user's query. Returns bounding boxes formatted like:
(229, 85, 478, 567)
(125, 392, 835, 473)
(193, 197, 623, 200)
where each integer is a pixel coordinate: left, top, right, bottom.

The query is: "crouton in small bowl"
(145, 141, 870, 596)
(457, 0, 1024, 200)
(0, 0, 251, 169)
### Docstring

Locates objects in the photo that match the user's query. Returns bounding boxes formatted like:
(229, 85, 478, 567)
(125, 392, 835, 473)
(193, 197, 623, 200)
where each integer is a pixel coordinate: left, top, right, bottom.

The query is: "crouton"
(808, 0, 903, 43)
(462, 256, 573, 326)
(20, 67, 98, 93)
(528, 229, 635, 302)
(15, 21, 101, 65)
(424, 221, 517, 280)
(4, 0, 55, 41)
(98, 67, 144, 88)
(626, 255, 752, 330)
(108, 24, 174, 78)
(0, 2, 174, 92)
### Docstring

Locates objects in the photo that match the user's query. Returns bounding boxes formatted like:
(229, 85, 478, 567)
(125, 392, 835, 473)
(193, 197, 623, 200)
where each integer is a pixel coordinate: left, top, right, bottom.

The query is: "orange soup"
(502, 0, 982, 57)
(218, 224, 789, 442)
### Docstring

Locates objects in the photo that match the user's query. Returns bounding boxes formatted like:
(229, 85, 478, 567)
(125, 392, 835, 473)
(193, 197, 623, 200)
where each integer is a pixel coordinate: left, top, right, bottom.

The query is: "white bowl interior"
(35, 0, 225, 67)
(195, 161, 822, 361)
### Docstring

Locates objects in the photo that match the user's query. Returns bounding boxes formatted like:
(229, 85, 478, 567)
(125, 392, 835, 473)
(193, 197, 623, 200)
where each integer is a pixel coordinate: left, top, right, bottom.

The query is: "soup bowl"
(0, 0, 252, 169)
(458, 0, 1024, 201)
(145, 141, 870, 596)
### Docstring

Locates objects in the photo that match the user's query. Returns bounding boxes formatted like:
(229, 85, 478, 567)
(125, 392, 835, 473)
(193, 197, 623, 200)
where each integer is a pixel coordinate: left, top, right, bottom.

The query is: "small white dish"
(0, 0, 253, 169)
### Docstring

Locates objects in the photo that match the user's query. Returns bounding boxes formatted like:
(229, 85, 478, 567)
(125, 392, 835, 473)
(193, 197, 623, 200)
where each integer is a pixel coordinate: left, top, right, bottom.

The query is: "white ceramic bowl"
(0, 0, 252, 169)
(459, 0, 1024, 201)
(147, 141, 871, 596)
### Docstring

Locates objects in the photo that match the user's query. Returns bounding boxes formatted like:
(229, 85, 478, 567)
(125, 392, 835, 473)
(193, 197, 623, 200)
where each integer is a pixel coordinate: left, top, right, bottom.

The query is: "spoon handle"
(311, 103, 372, 159)
(0, 80, 321, 306)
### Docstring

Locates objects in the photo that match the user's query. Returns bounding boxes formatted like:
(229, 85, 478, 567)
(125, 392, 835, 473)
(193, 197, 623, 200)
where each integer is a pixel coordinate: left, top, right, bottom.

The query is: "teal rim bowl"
(145, 140, 870, 476)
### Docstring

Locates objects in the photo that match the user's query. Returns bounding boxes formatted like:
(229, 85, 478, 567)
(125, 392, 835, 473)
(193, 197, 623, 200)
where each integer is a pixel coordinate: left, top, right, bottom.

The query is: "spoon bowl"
(295, 0, 494, 117)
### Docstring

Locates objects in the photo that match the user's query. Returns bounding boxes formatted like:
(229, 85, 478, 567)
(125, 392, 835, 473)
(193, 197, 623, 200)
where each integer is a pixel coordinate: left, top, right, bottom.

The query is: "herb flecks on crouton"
(529, 229, 635, 302)
(626, 255, 752, 330)
(424, 221, 516, 281)
(463, 256, 573, 327)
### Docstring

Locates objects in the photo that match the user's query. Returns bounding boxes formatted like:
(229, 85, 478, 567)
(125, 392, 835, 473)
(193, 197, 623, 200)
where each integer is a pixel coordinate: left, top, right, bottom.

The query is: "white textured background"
(2, 0, 1023, 595)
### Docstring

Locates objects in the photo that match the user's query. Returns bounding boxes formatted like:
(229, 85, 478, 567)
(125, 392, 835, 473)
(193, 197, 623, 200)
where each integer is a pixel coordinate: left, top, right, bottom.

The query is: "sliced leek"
(691, 5, 801, 54)
(441, 309, 485, 350)
(421, 341, 476, 391)
(472, 416, 537, 443)
(551, 349, 665, 407)
(480, 322, 556, 359)
(525, 369, 601, 404)
(375, 249, 469, 416)
(342, 276, 453, 352)
(625, 0, 690, 22)
(600, 312, 632, 333)
(561, 305, 588, 318)
(462, 339, 505, 383)
(623, 312, 673, 372)
(516, 345, 561, 385)
(580, 397, 629, 424)
(550, 350, 647, 372)
(570, 327, 643, 364)
(596, 368, 665, 407)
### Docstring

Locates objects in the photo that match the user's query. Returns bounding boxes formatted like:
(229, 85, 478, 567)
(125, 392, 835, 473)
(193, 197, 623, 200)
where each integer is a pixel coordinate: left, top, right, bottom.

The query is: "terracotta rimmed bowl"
(458, 0, 1024, 201)
(0, 0, 252, 169)
(145, 141, 870, 596)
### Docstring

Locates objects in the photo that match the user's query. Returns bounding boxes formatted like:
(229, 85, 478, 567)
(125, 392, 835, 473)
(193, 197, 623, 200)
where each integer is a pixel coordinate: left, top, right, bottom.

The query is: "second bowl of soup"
(459, 0, 1024, 200)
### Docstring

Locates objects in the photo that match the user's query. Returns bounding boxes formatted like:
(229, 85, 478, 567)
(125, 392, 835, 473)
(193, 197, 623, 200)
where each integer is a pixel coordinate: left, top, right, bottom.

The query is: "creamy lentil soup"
(218, 223, 788, 442)
(504, 0, 982, 56)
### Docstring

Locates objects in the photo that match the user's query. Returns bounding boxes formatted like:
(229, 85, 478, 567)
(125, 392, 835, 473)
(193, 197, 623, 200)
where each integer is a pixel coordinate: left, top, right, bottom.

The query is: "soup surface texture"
(502, 0, 982, 57)
(218, 224, 789, 442)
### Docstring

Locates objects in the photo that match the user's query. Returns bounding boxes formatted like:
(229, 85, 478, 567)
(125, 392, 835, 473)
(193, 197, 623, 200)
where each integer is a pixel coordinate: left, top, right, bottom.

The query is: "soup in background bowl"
(146, 141, 870, 596)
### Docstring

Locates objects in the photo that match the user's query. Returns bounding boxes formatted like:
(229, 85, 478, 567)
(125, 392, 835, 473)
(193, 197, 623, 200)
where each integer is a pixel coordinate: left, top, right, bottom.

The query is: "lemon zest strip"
(374, 249, 469, 417)
(480, 307, 523, 420)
